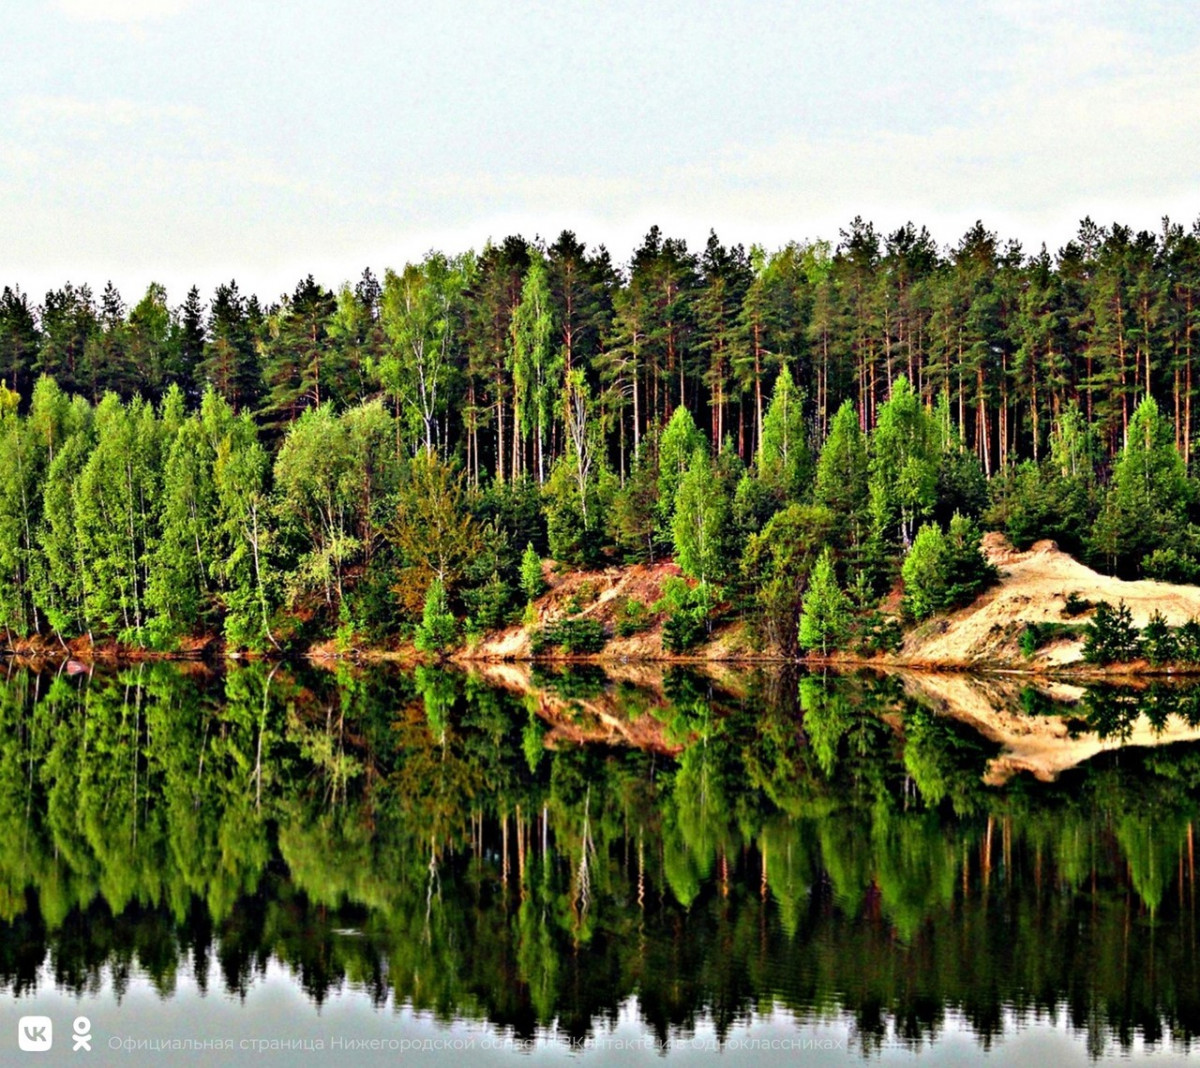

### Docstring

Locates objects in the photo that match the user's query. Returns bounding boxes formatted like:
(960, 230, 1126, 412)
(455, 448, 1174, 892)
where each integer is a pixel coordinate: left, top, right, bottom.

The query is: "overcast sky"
(2, 0, 1199, 305)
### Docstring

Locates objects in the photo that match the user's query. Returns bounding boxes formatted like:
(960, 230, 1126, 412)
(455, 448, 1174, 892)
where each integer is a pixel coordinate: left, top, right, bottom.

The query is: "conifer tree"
(757, 364, 810, 500)
(799, 546, 851, 655)
(673, 447, 729, 585)
(814, 398, 869, 553)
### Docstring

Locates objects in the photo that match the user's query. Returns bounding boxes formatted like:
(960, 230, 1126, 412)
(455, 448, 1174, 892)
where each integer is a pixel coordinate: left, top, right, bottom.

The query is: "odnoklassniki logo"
(18, 1016, 52, 1052)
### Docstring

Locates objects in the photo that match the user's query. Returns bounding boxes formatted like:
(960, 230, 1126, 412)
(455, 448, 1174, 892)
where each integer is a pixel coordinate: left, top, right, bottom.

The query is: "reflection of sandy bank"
(464, 660, 684, 755)
(900, 671, 1200, 785)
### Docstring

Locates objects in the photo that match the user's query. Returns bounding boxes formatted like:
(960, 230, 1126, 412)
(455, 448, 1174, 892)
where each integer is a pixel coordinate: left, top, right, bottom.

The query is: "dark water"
(1, 661, 1199, 1064)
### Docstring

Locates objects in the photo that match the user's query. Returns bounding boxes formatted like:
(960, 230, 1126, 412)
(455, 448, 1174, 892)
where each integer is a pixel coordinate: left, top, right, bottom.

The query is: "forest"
(1, 216, 1199, 654)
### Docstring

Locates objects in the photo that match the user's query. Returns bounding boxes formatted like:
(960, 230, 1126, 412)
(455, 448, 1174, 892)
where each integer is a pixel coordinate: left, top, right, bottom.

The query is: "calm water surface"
(0, 661, 1198, 1064)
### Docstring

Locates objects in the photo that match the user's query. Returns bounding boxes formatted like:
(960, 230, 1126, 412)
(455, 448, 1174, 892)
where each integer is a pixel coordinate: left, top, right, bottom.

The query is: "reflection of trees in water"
(0, 664, 1197, 1052)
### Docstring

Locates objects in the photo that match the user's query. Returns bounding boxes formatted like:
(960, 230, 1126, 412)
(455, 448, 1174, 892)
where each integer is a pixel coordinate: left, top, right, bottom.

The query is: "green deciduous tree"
(388, 452, 484, 617)
(657, 404, 705, 539)
(378, 254, 463, 457)
(741, 504, 834, 654)
(814, 398, 869, 553)
(901, 514, 995, 621)
(869, 376, 939, 553)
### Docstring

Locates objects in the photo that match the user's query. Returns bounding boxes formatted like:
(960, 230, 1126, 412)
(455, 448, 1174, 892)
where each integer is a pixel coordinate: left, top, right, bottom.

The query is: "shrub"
(1019, 620, 1086, 658)
(1082, 600, 1140, 664)
(414, 580, 458, 656)
(1063, 591, 1095, 617)
(462, 571, 516, 632)
(654, 578, 713, 654)
(615, 597, 651, 637)
(901, 513, 997, 622)
(1142, 610, 1178, 665)
(1177, 619, 1200, 663)
(1142, 547, 1200, 585)
(520, 542, 547, 602)
(853, 614, 905, 656)
(530, 617, 607, 655)
(1018, 623, 1041, 659)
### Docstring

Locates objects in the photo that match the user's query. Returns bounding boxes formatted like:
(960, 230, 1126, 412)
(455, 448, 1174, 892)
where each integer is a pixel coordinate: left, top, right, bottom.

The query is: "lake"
(0, 660, 1198, 1064)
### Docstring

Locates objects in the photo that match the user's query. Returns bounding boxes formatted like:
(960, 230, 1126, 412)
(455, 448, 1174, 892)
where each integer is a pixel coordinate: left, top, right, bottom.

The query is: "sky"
(1, 0, 1199, 306)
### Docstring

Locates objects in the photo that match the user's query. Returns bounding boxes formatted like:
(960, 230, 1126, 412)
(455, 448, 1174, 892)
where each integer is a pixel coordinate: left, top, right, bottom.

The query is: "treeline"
(2, 217, 1200, 651)
(5, 218, 1200, 475)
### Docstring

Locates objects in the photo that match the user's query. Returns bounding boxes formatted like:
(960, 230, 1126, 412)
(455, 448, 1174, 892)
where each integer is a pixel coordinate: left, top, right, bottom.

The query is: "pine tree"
(414, 579, 457, 655)
(0, 287, 40, 401)
(814, 398, 869, 553)
(520, 542, 546, 602)
(673, 447, 729, 585)
(799, 547, 851, 655)
(1091, 395, 1193, 576)
(757, 364, 810, 500)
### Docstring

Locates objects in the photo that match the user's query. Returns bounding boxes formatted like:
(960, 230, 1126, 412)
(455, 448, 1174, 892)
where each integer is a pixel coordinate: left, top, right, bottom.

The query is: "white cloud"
(51, 0, 195, 22)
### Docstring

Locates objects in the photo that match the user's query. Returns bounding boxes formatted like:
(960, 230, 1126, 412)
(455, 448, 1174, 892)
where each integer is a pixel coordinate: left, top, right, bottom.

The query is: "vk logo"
(18, 1016, 52, 1052)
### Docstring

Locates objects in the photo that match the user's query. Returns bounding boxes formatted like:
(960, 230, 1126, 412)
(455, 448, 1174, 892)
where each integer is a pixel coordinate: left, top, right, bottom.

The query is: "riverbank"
(9, 533, 1200, 676)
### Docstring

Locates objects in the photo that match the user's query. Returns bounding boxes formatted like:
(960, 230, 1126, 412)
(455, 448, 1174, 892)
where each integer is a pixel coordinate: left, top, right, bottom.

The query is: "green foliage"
(757, 365, 810, 500)
(901, 523, 948, 622)
(672, 447, 730, 584)
(376, 253, 464, 455)
(901, 514, 996, 622)
(614, 597, 651, 637)
(1018, 621, 1086, 659)
(986, 460, 1095, 557)
(1082, 601, 1141, 664)
(608, 451, 659, 562)
(7, 220, 1200, 658)
(273, 401, 396, 613)
(1177, 619, 1200, 663)
(799, 547, 852, 655)
(1090, 397, 1196, 577)
(388, 451, 482, 617)
(462, 571, 515, 632)
(740, 504, 834, 655)
(543, 453, 615, 568)
(655, 578, 714, 654)
(813, 399, 868, 553)
(530, 616, 607, 655)
(657, 406, 706, 537)
(414, 579, 457, 655)
(853, 613, 905, 656)
(943, 513, 999, 606)
(869, 376, 938, 553)
(1063, 591, 1096, 617)
(1142, 610, 1178, 666)
(520, 542, 547, 602)
(1142, 546, 1200, 585)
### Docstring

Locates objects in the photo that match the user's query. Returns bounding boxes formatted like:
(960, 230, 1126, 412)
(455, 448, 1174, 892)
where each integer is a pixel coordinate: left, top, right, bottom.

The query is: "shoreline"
(5, 639, 1200, 680)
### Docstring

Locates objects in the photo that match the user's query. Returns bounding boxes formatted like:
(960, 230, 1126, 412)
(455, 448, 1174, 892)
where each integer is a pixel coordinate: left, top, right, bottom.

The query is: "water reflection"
(0, 661, 1198, 1057)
